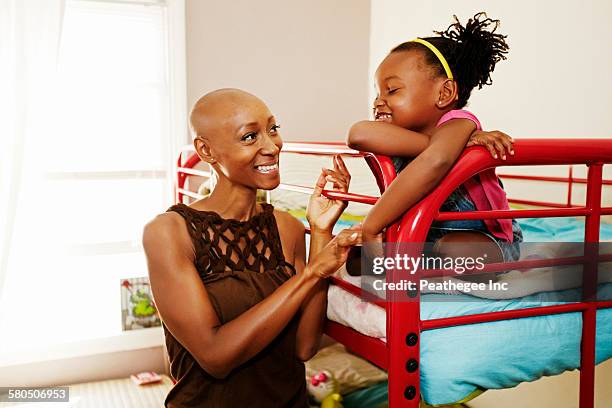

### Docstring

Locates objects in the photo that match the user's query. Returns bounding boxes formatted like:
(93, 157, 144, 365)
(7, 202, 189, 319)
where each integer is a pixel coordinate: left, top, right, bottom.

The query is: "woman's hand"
(306, 155, 351, 233)
(307, 225, 362, 279)
(467, 130, 514, 160)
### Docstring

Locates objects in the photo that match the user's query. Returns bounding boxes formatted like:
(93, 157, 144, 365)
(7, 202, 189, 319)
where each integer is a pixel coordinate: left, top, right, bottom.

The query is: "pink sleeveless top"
(437, 110, 514, 242)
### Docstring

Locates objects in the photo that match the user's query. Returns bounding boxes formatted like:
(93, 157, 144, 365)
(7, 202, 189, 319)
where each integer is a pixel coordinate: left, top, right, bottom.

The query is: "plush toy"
(321, 393, 343, 408)
(307, 371, 343, 408)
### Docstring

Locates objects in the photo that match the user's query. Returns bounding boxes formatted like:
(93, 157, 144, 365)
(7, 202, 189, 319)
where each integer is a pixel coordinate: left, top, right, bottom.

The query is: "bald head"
(190, 88, 268, 140)
(188, 88, 282, 191)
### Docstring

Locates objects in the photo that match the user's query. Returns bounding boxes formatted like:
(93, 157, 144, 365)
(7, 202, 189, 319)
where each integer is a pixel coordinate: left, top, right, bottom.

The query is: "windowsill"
(0, 327, 165, 368)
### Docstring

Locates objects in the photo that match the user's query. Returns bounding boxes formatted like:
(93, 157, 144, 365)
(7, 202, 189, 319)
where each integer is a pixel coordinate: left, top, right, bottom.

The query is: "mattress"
(329, 276, 612, 405)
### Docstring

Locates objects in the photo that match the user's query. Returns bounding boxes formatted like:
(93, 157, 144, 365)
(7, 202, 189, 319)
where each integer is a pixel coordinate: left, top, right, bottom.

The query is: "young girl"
(347, 12, 522, 264)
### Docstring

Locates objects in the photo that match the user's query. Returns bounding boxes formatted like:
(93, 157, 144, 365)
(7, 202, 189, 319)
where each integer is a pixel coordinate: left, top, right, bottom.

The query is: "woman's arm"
(292, 225, 331, 361)
(143, 214, 359, 379)
(293, 155, 352, 360)
(362, 119, 476, 241)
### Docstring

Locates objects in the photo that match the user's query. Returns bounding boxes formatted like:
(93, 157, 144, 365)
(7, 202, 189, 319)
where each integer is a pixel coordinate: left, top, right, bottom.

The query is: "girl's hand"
(362, 223, 384, 245)
(308, 225, 362, 279)
(361, 222, 384, 267)
(467, 130, 514, 160)
(306, 155, 351, 233)
(346, 223, 383, 276)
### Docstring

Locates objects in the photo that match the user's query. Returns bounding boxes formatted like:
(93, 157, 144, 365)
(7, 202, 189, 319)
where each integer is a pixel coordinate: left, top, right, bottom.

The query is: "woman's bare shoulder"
(142, 211, 192, 253)
(272, 209, 306, 261)
(272, 209, 306, 239)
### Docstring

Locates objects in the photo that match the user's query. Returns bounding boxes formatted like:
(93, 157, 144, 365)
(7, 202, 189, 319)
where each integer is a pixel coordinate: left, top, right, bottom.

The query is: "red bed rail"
(174, 138, 612, 408)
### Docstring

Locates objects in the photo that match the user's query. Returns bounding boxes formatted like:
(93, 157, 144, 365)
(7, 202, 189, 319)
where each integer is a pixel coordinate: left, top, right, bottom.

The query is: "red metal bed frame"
(175, 139, 612, 408)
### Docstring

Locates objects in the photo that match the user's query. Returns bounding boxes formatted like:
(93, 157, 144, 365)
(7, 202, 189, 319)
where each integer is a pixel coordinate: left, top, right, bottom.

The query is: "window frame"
(0, 0, 186, 380)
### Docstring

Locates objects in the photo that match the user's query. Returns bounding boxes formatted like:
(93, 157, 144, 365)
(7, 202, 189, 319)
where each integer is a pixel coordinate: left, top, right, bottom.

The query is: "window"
(0, 0, 186, 363)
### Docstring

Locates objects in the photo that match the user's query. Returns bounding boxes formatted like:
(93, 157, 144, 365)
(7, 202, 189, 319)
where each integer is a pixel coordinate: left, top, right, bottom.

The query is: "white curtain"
(0, 0, 65, 301)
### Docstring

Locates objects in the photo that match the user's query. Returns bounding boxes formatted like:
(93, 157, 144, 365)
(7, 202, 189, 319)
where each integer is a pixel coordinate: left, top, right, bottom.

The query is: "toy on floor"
(130, 371, 163, 385)
(307, 371, 343, 408)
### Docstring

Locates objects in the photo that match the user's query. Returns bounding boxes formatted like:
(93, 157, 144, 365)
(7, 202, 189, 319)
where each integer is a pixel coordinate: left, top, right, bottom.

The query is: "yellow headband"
(410, 38, 454, 80)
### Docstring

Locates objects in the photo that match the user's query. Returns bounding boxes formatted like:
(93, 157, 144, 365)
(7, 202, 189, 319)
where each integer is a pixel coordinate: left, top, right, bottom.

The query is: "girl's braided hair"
(391, 12, 509, 108)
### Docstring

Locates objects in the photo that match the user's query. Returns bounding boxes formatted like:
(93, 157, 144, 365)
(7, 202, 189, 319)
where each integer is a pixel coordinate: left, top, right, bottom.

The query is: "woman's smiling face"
(373, 50, 440, 132)
(191, 89, 282, 191)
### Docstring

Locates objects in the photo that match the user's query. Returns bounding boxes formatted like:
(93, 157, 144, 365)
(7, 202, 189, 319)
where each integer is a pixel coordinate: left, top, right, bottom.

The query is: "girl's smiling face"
(374, 50, 442, 133)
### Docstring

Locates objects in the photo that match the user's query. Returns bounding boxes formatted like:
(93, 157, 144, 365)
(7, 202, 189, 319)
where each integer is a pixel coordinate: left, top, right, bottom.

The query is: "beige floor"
(466, 358, 612, 408)
(0, 377, 172, 407)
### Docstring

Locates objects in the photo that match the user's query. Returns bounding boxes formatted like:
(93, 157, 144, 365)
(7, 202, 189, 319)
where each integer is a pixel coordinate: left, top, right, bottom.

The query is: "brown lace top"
(163, 202, 308, 408)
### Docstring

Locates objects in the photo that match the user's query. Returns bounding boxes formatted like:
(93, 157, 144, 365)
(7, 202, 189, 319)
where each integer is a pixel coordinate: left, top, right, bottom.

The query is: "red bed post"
(387, 274, 421, 407)
(579, 163, 602, 408)
(366, 153, 422, 408)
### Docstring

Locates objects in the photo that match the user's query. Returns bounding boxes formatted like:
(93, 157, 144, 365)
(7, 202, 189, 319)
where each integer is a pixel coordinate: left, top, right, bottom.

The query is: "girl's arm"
(347, 120, 430, 156)
(348, 120, 514, 160)
(361, 119, 476, 241)
(143, 215, 359, 379)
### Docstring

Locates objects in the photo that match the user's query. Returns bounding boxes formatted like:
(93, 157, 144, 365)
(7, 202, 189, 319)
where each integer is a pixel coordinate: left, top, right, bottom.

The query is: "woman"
(142, 88, 360, 407)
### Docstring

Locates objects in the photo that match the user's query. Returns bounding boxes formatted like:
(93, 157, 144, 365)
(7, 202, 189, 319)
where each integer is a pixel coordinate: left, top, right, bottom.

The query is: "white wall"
(369, 0, 612, 139)
(185, 0, 371, 143)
